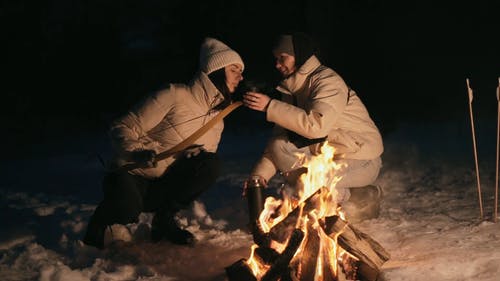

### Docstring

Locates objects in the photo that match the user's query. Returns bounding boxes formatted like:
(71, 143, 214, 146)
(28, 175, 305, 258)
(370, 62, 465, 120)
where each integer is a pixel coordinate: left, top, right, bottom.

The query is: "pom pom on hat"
(199, 37, 244, 74)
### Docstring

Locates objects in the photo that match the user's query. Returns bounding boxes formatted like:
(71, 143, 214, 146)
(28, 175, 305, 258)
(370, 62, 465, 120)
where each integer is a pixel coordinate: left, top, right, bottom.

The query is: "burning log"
(250, 220, 272, 247)
(254, 246, 280, 264)
(232, 190, 389, 281)
(293, 223, 357, 281)
(260, 229, 304, 281)
(226, 229, 305, 281)
(338, 252, 360, 281)
(227, 142, 390, 281)
(226, 229, 304, 281)
(296, 223, 321, 281)
(324, 216, 390, 281)
(225, 258, 257, 281)
(268, 189, 322, 243)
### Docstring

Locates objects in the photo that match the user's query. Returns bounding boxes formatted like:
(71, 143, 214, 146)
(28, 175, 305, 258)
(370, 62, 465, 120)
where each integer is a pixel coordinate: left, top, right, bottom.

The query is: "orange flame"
(247, 244, 270, 279)
(246, 142, 354, 280)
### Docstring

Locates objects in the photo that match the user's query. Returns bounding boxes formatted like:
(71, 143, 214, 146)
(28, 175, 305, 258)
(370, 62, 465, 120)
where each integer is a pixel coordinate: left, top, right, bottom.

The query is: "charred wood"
(255, 246, 280, 265)
(250, 220, 272, 247)
(269, 189, 322, 243)
(225, 258, 257, 281)
(261, 229, 305, 281)
(280, 267, 300, 281)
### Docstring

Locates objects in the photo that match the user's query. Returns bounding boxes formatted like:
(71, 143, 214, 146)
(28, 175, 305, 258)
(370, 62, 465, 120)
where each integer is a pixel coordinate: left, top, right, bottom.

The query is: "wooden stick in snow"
(495, 77, 500, 223)
(466, 78, 484, 219)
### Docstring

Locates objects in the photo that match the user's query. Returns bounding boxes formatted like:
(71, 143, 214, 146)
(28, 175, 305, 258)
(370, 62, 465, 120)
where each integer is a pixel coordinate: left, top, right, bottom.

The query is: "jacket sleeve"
(109, 87, 174, 154)
(266, 75, 348, 139)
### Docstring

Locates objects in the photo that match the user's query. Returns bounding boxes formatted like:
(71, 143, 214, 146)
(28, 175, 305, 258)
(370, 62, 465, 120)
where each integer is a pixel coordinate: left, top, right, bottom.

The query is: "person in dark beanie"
(242, 32, 384, 223)
(83, 37, 245, 249)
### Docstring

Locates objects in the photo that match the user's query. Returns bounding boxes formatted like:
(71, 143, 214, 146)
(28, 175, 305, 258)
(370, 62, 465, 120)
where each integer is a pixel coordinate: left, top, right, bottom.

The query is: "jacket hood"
(276, 55, 321, 95)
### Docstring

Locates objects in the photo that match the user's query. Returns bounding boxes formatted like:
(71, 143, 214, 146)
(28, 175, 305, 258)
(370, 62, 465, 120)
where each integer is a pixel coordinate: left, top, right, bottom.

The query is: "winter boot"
(83, 217, 106, 249)
(341, 185, 384, 223)
(151, 211, 196, 246)
(103, 224, 133, 248)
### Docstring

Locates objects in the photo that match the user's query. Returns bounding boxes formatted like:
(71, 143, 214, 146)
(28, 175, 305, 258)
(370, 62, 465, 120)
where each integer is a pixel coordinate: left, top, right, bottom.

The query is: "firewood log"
(269, 190, 322, 243)
(324, 216, 390, 281)
(225, 258, 257, 281)
(261, 229, 305, 281)
(296, 223, 320, 280)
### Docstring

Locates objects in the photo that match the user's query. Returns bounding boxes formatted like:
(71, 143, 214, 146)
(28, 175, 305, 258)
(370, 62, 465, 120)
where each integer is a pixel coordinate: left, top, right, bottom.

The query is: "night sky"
(3, 0, 499, 151)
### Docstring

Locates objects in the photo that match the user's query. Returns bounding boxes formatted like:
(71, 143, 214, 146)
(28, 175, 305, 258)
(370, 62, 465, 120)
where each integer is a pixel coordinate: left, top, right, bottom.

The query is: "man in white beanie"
(83, 37, 244, 249)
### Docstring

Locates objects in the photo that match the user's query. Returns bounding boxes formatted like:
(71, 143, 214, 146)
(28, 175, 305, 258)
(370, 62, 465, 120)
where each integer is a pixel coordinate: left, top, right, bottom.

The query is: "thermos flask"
(247, 176, 264, 224)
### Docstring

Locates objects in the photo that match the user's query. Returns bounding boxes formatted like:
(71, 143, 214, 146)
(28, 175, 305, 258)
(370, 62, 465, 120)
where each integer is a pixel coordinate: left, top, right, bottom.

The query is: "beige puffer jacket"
(252, 55, 384, 180)
(108, 72, 225, 179)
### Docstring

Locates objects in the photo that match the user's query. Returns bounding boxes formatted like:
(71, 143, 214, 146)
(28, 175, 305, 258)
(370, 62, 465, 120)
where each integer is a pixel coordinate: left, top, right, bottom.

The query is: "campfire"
(226, 143, 390, 281)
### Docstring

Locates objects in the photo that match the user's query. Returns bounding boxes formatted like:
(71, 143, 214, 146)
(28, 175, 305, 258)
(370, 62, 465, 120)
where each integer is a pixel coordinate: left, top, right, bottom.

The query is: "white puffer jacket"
(108, 72, 225, 179)
(252, 55, 384, 180)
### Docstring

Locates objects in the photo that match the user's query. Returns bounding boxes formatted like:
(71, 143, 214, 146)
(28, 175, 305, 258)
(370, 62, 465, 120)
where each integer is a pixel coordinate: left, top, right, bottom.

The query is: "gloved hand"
(128, 149, 156, 168)
(183, 144, 206, 159)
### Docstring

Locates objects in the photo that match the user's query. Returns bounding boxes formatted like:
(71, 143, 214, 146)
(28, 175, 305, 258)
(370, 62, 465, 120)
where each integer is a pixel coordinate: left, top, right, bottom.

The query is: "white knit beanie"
(199, 37, 244, 74)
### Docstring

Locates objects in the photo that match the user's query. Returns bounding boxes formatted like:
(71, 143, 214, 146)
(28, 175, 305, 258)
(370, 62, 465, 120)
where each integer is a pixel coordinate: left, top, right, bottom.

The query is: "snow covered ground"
(1, 117, 500, 281)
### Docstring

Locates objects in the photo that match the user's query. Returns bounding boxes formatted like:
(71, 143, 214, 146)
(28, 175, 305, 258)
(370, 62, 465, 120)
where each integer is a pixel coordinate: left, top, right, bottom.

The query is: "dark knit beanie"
(272, 35, 294, 57)
(272, 32, 316, 68)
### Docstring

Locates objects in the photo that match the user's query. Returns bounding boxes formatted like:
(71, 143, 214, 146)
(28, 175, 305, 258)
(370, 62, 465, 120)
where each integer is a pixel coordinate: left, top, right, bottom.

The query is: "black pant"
(85, 151, 220, 242)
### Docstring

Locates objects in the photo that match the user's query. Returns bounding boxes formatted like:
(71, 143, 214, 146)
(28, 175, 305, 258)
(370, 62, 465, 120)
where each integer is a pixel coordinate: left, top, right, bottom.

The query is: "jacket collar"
(276, 55, 321, 95)
(190, 71, 224, 109)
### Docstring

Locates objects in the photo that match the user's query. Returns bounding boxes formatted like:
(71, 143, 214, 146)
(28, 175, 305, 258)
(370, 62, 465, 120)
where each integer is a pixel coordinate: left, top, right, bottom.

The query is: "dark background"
(3, 0, 499, 152)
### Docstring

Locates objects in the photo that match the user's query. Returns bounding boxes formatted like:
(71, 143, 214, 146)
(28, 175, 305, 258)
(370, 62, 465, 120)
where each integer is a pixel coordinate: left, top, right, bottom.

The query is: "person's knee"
(269, 137, 296, 155)
(102, 171, 139, 195)
(269, 138, 308, 173)
(193, 151, 221, 180)
(101, 171, 145, 223)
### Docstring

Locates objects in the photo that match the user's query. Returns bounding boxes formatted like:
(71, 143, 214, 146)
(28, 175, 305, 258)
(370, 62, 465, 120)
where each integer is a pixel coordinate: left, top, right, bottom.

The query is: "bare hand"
(243, 92, 271, 112)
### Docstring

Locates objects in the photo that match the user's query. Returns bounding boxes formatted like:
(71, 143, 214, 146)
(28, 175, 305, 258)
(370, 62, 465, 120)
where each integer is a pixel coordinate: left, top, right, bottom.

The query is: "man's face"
(224, 64, 244, 93)
(274, 52, 296, 78)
